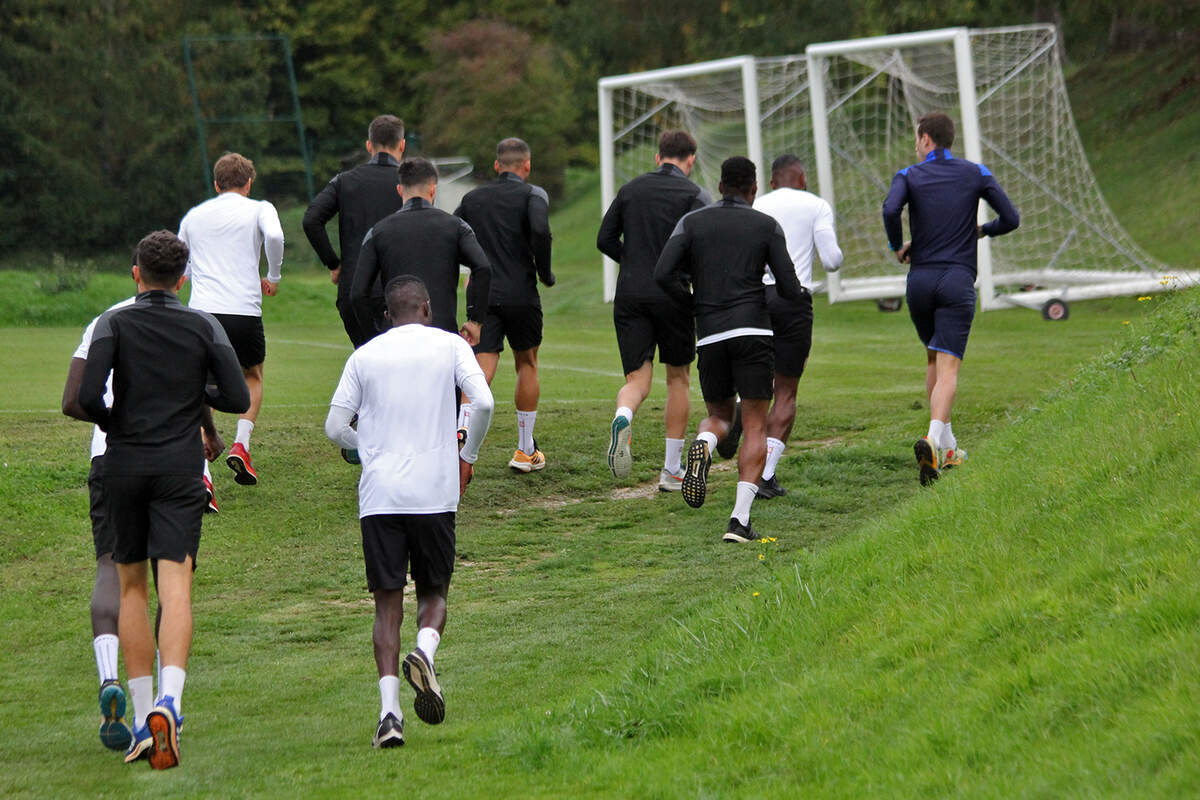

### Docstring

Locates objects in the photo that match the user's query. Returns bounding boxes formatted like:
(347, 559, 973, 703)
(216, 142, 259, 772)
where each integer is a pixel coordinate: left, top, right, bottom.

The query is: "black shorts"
(361, 512, 456, 592)
(474, 303, 543, 354)
(211, 313, 266, 368)
(613, 296, 696, 376)
(697, 335, 775, 403)
(766, 286, 813, 378)
(89, 456, 115, 559)
(104, 473, 205, 565)
(906, 267, 977, 359)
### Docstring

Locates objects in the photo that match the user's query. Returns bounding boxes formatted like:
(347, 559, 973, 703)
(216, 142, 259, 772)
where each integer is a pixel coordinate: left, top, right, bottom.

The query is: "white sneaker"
(657, 468, 683, 492)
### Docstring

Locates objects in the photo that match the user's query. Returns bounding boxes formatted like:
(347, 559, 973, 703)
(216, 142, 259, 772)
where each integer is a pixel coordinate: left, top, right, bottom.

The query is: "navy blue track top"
(882, 148, 1019, 273)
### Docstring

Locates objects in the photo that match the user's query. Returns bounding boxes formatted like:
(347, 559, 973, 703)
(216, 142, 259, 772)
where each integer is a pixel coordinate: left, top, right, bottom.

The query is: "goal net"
(598, 25, 1186, 309)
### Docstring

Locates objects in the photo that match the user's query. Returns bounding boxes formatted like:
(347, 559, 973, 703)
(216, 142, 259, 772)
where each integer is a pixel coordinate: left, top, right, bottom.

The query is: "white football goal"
(598, 25, 1190, 315)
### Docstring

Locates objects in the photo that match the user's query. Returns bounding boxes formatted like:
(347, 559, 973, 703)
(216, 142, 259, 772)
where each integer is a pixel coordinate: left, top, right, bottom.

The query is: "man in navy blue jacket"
(882, 112, 1019, 485)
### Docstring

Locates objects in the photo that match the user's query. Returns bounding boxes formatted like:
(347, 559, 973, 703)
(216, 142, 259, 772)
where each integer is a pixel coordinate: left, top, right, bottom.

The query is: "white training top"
(73, 297, 136, 459)
(753, 188, 843, 290)
(178, 192, 284, 316)
(329, 324, 491, 517)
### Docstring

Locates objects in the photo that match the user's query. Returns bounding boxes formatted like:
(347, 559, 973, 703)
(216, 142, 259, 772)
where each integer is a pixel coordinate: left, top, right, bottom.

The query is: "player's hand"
(262, 278, 279, 296)
(540, 272, 556, 288)
(896, 242, 912, 264)
(977, 225, 985, 239)
(330, 266, 341, 285)
(460, 320, 481, 346)
(458, 457, 474, 496)
(201, 426, 225, 462)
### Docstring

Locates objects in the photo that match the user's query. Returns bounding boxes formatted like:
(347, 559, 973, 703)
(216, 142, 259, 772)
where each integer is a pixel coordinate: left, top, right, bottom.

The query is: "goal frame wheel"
(876, 297, 904, 312)
(1041, 298, 1069, 321)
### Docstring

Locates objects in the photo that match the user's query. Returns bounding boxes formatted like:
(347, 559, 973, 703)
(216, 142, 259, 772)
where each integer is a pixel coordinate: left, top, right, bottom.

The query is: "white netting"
(604, 26, 1164, 302)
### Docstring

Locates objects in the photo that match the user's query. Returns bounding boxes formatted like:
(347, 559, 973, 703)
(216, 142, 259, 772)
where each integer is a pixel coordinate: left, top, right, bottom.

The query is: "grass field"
(2, 47, 1198, 798)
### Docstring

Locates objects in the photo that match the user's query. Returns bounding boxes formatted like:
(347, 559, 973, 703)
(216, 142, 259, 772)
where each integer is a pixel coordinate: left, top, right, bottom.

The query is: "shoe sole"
(99, 684, 132, 750)
(123, 736, 152, 764)
(226, 453, 258, 486)
(403, 652, 445, 725)
(145, 708, 179, 770)
(681, 441, 710, 509)
(373, 725, 405, 748)
(508, 458, 546, 473)
(722, 531, 756, 543)
(914, 439, 939, 486)
(657, 479, 682, 493)
(607, 419, 632, 478)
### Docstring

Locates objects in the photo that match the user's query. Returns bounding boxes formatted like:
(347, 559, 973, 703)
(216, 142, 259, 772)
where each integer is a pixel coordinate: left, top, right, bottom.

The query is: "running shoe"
(402, 649, 445, 725)
(202, 475, 218, 514)
(756, 474, 788, 499)
(145, 696, 181, 770)
(715, 401, 742, 459)
(682, 439, 712, 509)
(372, 713, 405, 748)
(98, 680, 132, 751)
(722, 517, 761, 543)
(341, 448, 361, 465)
(509, 442, 546, 473)
(914, 436, 940, 486)
(657, 467, 683, 492)
(607, 416, 632, 478)
(123, 725, 152, 764)
(226, 442, 258, 486)
(940, 446, 968, 469)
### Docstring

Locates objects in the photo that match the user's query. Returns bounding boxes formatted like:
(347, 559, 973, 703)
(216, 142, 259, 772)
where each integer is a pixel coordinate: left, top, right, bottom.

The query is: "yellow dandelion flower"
(1137, 296, 1152, 301)
(758, 553, 765, 560)
(752, 591, 760, 597)
(1123, 321, 1130, 325)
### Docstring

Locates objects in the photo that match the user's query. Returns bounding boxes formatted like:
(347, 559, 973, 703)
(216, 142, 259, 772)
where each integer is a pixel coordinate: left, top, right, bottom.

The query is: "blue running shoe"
(607, 416, 632, 478)
(145, 696, 181, 770)
(98, 680, 133, 751)
(123, 725, 152, 764)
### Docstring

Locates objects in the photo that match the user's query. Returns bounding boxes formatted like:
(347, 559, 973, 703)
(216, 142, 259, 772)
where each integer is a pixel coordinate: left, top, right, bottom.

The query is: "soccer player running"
(350, 158, 492, 346)
(325, 276, 494, 749)
(882, 112, 1019, 485)
(597, 130, 711, 490)
(302, 114, 406, 348)
(654, 157, 803, 542)
(454, 138, 555, 472)
(752, 155, 844, 498)
(77, 231, 250, 769)
(178, 152, 284, 487)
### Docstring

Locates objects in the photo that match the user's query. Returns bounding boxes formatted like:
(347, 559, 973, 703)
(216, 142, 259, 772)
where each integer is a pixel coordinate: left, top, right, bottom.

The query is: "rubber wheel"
(877, 297, 904, 312)
(1041, 298, 1069, 321)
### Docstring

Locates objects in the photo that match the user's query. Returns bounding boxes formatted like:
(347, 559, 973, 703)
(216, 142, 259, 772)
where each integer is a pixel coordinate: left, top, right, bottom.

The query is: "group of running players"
(63, 110, 1017, 765)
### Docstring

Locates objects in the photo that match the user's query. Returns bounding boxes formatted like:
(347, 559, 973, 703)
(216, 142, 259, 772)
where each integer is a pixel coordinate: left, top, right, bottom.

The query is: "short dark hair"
(384, 275, 430, 318)
(213, 152, 255, 191)
(135, 230, 189, 287)
(496, 137, 531, 168)
(398, 157, 439, 189)
(720, 156, 756, 193)
(771, 153, 804, 176)
(917, 113, 955, 148)
(658, 130, 697, 160)
(369, 115, 405, 148)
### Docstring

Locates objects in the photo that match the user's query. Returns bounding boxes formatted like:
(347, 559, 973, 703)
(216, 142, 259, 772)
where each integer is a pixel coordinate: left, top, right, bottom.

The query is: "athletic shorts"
(906, 267, 977, 359)
(88, 456, 115, 559)
(766, 286, 814, 378)
(474, 303, 543, 354)
(104, 473, 205, 565)
(697, 335, 774, 403)
(211, 313, 266, 368)
(613, 296, 696, 376)
(360, 512, 456, 592)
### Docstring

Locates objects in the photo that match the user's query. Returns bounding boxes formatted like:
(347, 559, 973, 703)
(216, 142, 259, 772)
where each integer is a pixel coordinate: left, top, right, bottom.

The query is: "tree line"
(1, 0, 1193, 254)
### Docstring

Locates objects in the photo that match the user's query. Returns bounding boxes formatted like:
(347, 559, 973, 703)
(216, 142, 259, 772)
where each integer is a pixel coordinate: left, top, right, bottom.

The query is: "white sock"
(93, 634, 119, 684)
(379, 675, 402, 721)
(927, 419, 947, 448)
(416, 627, 441, 665)
(517, 410, 537, 454)
(663, 438, 684, 474)
(202, 459, 211, 481)
(458, 403, 473, 430)
(128, 675, 154, 729)
(943, 422, 957, 451)
(763, 437, 785, 480)
(235, 419, 254, 448)
(697, 431, 718, 453)
(731, 481, 758, 526)
(615, 406, 633, 424)
(159, 665, 186, 717)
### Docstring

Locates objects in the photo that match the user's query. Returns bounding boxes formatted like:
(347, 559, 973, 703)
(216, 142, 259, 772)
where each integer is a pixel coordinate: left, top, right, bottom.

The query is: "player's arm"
(260, 201, 285, 292)
(204, 317, 251, 415)
(455, 339, 494, 495)
(882, 172, 909, 257)
(814, 201, 844, 272)
(528, 186, 555, 287)
(653, 217, 694, 307)
(768, 221, 804, 301)
(324, 404, 358, 450)
(325, 357, 362, 450)
(350, 228, 382, 331)
(979, 172, 1020, 238)
(78, 315, 116, 429)
(457, 220, 492, 326)
(596, 192, 623, 262)
(200, 406, 224, 462)
(302, 177, 342, 272)
(61, 357, 90, 421)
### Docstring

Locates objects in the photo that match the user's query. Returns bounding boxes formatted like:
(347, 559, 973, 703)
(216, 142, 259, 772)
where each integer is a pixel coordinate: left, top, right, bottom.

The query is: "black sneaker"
(341, 448, 361, 465)
(914, 436, 940, 486)
(722, 517, 760, 543)
(372, 712, 405, 748)
(402, 650, 445, 725)
(756, 474, 788, 499)
(716, 401, 742, 459)
(682, 439, 712, 509)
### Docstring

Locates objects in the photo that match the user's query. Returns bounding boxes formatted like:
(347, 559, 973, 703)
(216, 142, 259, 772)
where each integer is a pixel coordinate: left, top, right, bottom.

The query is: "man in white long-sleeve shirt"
(325, 275, 494, 749)
(178, 152, 284, 487)
(751, 154, 844, 498)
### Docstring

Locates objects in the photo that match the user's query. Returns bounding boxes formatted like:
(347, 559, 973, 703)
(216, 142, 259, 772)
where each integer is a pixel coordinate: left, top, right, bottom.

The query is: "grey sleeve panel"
(529, 184, 550, 206)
